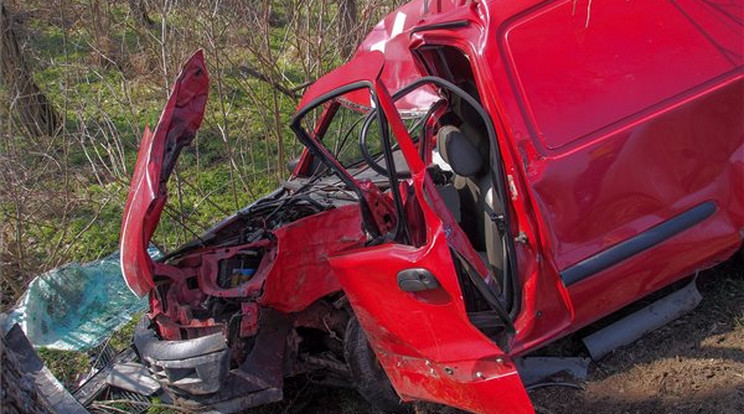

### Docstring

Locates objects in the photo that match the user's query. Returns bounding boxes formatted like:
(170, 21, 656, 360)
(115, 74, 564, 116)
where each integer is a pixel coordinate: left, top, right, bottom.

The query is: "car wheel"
(344, 316, 410, 413)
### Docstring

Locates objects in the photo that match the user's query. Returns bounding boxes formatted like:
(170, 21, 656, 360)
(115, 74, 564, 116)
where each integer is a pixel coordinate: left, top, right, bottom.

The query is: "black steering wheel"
(358, 100, 444, 179)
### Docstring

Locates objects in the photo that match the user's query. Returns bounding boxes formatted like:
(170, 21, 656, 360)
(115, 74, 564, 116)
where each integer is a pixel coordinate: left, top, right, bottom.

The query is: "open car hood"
(120, 51, 209, 297)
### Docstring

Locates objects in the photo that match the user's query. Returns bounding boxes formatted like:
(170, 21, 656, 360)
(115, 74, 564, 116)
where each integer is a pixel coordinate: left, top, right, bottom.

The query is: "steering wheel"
(358, 100, 444, 179)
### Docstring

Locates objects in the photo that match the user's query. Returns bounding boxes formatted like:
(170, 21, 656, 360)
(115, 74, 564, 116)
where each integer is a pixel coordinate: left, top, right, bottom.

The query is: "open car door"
(295, 51, 533, 414)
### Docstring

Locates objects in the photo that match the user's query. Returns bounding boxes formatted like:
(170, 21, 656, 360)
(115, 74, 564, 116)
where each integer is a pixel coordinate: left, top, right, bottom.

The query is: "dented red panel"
(120, 51, 209, 297)
(352, 0, 439, 112)
(298, 52, 385, 110)
(327, 74, 532, 412)
(259, 204, 367, 313)
(330, 231, 533, 414)
(497, 0, 744, 334)
(330, 169, 533, 413)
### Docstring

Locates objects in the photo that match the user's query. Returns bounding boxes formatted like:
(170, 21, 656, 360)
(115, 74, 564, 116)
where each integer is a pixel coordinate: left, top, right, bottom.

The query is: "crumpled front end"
(133, 310, 290, 412)
(119, 48, 367, 411)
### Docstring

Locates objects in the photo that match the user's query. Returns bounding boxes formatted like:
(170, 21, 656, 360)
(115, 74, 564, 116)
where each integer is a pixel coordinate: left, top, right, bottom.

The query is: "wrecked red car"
(120, 1, 743, 413)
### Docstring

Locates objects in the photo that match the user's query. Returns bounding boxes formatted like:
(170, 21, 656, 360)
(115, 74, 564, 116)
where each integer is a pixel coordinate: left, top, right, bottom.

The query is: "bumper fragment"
(106, 362, 162, 396)
(134, 311, 291, 413)
(134, 317, 230, 395)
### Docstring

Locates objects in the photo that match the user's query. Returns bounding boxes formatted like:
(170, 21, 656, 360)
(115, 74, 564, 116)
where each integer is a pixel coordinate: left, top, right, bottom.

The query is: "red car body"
(120, 1, 743, 413)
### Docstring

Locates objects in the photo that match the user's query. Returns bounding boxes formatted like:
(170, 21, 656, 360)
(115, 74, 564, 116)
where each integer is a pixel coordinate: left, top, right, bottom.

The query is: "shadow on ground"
(527, 259, 744, 414)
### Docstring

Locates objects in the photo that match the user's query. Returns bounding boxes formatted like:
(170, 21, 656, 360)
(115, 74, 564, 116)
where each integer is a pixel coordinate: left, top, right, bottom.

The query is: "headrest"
(437, 125, 484, 177)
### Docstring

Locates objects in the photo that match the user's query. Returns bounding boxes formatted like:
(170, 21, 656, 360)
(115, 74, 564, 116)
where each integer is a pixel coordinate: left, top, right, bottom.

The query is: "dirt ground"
(259, 259, 744, 414)
(528, 258, 744, 414)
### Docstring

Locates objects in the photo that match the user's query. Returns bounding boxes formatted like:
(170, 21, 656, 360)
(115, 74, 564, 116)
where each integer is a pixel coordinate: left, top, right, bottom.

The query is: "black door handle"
(397, 268, 440, 292)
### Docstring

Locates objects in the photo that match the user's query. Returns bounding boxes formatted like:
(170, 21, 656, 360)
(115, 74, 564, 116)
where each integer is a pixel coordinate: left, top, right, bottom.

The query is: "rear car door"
(500, 0, 744, 325)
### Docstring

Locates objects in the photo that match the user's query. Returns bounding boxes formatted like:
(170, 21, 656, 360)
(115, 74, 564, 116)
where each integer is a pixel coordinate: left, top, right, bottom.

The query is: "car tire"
(344, 316, 410, 414)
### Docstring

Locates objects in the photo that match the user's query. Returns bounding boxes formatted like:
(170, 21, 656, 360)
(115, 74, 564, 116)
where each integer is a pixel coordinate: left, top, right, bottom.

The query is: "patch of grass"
(145, 397, 179, 414)
(735, 312, 744, 328)
(37, 347, 90, 389)
(108, 312, 143, 351)
(36, 311, 143, 393)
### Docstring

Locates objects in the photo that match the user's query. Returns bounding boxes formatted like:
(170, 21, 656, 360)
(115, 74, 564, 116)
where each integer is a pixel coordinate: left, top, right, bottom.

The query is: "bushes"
(0, 0, 403, 309)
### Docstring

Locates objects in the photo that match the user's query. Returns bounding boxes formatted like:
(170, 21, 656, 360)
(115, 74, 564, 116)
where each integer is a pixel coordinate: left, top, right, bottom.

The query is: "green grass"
(5, 1, 398, 410)
(107, 313, 142, 351)
(37, 347, 91, 390)
(36, 313, 142, 390)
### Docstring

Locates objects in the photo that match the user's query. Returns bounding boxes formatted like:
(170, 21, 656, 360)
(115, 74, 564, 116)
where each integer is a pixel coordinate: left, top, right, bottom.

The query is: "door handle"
(397, 268, 440, 292)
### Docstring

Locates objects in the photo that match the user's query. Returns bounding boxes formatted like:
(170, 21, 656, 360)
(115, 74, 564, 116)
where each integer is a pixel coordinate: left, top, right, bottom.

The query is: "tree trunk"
(0, 1, 60, 138)
(338, 0, 358, 59)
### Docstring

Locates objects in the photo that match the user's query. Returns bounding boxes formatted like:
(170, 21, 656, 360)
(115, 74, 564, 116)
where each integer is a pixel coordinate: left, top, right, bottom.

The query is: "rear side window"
(504, 0, 741, 150)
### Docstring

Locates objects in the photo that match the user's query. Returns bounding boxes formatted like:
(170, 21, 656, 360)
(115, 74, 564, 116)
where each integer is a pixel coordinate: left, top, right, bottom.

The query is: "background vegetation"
(0, 0, 403, 309)
(3, 3, 742, 414)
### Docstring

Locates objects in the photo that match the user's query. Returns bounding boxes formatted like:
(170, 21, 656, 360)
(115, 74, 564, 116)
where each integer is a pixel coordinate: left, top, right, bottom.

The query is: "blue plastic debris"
(4, 247, 161, 351)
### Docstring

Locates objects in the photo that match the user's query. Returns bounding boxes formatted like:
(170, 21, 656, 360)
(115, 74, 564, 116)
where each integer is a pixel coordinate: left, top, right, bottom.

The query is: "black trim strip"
(290, 81, 383, 238)
(560, 201, 716, 286)
(410, 20, 470, 35)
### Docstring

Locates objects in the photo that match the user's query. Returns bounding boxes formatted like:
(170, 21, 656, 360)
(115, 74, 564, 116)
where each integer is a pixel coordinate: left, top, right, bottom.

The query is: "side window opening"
(291, 87, 426, 247)
(412, 45, 519, 321)
(417, 47, 506, 275)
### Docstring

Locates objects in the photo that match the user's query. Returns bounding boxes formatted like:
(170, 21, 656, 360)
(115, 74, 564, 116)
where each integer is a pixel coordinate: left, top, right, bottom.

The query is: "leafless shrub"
(0, 0, 404, 308)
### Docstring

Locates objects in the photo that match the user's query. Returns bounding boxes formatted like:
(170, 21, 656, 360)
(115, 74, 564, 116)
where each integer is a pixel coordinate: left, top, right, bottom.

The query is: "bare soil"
(528, 259, 744, 414)
(261, 259, 744, 414)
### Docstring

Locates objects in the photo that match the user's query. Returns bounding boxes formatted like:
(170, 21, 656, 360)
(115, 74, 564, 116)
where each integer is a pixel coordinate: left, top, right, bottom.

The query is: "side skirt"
(581, 281, 702, 360)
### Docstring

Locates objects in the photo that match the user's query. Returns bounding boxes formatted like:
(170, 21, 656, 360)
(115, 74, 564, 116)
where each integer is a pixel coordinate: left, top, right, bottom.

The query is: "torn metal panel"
(106, 362, 161, 396)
